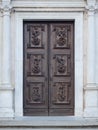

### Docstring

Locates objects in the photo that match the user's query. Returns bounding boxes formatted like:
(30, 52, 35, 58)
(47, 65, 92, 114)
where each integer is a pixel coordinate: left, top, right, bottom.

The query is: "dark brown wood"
(23, 23, 48, 116)
(49, 23, 74, 116)
(23, 21, 74, 116)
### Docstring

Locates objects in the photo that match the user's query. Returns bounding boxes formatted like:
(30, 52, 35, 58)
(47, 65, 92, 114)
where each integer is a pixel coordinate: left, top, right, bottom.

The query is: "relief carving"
(53, 82, 70, 104)
(0, 5, 14, 16)
(27, 25, 45, 48)
(32, 87, 40, 102)
(54, 55, 71, 76)
(32, 57, 41, 74)
(53, 25, 71, 48)
(58, 85, 66, 102)
(31, 27, 40, 46)
(57, 56, 66, 73)
(56, 28, 67, 46)
(27, 54, 43, 76)
(27, 82, 44, 104)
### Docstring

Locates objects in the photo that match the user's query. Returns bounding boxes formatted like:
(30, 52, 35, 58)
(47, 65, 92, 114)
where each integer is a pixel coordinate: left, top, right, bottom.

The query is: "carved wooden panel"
(52, 82, 70, 104)
(27, 24, 45, 48)
(26, 82, 44, 104)
(23, 22, 48, 116)
(53, 54, 71, 76)
(53, 25, 71, 49)
(49, 23, 74, 115)
(27, 54, 44, 76)
(23, 22, 74, 116)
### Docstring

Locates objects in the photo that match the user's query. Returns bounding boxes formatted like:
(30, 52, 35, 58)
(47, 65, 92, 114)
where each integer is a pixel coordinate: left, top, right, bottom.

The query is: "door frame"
(14, 12, 83, 117)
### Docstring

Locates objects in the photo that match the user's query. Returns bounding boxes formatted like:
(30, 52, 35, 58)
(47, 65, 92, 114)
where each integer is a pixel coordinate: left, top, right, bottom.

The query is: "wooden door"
(23, 21, 74, 116)
(49, 23, 74, 115)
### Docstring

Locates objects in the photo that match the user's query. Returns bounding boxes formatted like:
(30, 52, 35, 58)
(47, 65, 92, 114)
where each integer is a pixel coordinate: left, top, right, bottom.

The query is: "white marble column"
(84, 0, 98, 117)
(0, 3, 14, 117)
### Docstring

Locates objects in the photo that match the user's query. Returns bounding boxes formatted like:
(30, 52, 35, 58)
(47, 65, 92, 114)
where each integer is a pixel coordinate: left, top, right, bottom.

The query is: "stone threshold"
(0, 117, 98, 128)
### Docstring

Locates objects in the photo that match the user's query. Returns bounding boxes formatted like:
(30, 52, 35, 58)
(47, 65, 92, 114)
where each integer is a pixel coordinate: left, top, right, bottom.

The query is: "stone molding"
(11, 0, 85, 12)
(0, 0, 97, 13)
(0, 86, 14, 91)
(84, 85, 98, 90)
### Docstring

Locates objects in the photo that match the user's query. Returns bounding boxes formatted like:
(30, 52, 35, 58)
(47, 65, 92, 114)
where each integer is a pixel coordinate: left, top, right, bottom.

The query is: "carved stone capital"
(85, 0, 98, 15)
(85, 5, 98, 15)
(0, 5, 14, 16)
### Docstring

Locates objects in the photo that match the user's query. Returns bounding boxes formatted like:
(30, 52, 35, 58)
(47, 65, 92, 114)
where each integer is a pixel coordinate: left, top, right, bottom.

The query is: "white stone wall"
(0, 0, 98, 119)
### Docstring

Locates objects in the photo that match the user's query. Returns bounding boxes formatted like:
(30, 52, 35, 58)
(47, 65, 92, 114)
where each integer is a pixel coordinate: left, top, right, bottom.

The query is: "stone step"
(0, 118, 98, 130)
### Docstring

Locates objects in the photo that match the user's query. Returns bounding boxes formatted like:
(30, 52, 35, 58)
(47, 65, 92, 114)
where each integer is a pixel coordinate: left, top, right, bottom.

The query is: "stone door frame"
(14, 12, 83, 117)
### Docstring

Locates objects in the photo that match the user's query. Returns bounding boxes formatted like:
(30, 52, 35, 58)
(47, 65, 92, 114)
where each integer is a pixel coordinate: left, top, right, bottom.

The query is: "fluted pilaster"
(84, 0, 98, 117)
(0, 3, 14, 117)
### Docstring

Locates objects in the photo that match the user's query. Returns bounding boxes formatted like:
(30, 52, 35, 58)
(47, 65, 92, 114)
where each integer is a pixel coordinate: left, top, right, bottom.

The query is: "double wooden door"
(23, 21, 74, 116)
